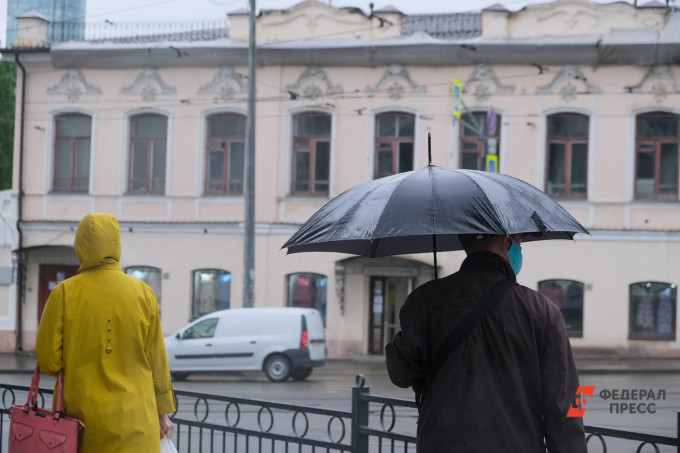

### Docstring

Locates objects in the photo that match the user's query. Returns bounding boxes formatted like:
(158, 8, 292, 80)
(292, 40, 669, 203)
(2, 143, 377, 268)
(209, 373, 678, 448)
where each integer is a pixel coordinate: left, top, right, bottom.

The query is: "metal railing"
(0, 376, 677, 452)
(47, 20, 229, 43)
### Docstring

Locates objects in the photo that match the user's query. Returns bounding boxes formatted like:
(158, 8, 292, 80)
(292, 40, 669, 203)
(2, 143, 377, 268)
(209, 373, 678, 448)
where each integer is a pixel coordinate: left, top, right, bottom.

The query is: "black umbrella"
(282, 165, 589, 278)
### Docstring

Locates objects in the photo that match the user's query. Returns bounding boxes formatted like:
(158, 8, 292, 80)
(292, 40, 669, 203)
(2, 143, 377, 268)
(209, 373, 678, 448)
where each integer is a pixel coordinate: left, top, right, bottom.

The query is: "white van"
(165, 307, 326, 382)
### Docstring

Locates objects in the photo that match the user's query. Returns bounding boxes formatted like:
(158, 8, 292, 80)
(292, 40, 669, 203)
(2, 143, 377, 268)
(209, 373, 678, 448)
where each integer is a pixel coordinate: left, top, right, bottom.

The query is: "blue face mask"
(506, 239, 523, 276)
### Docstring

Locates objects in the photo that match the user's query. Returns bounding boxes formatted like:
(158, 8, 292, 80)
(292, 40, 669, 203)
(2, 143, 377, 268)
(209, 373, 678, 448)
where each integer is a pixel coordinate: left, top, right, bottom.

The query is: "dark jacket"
(385, 252, 586, 452)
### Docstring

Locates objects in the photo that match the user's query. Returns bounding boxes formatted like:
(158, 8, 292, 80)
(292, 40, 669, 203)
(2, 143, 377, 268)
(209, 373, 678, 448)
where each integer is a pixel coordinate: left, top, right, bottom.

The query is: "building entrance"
(368, 277, 412, 354)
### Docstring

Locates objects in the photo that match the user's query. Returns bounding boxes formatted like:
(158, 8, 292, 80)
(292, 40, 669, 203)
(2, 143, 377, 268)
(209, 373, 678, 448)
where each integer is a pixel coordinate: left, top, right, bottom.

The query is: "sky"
(81, 0, 636, 23)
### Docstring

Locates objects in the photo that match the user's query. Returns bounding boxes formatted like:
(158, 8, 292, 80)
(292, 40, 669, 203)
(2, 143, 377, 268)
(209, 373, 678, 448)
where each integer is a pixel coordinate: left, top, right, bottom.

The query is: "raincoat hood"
(74, 213, 121, 272)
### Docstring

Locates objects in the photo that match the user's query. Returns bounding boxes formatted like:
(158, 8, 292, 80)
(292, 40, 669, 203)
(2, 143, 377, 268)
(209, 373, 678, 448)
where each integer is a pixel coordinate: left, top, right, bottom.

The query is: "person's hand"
(159, 414, 175, 439)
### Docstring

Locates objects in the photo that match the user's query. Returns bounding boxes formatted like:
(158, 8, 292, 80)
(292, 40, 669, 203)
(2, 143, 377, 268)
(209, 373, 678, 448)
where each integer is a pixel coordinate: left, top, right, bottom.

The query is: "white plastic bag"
(161, 437, 178, 453)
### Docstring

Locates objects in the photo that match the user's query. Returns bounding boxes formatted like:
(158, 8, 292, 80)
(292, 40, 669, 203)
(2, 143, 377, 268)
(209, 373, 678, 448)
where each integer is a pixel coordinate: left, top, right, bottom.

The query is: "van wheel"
(290, 367, 313, 381)
(171, 372, 190, 381)
(264, 355, 291, 382)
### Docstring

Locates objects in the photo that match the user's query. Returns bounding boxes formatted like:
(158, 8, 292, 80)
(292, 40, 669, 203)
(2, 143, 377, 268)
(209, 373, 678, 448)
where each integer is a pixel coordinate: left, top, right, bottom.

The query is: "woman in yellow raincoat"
(36, 213, 176, 452)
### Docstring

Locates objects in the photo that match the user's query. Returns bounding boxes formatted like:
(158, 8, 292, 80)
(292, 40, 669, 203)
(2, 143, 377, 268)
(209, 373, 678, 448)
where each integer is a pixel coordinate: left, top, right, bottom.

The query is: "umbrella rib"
(457, 170, 510, 236)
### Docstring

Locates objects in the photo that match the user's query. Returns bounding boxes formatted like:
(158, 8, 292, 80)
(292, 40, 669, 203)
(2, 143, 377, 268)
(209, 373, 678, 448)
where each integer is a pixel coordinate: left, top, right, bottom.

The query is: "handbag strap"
(417, 278, 516, 407)
(25, 365, 66, 415)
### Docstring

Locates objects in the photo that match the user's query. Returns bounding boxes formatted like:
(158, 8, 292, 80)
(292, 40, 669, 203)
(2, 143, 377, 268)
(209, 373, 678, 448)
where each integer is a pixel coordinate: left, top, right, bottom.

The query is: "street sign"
(452, 79, 462, 119)
(488, 107, 497, 136)
(485, 154, 499, 173)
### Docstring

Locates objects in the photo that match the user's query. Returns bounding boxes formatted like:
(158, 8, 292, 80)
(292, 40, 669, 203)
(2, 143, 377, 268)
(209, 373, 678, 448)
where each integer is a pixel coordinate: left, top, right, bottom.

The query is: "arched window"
(205, 113, 246, 194)
(629, 282, 676, 340)
(53, 113, 91, 192)
(459, 110, 501, 171)
(287, 272, 327, 323)
(292, 112, 331, 194)
(538, 279, 584, 337)
(129, 114, 167, 194)
(125, 266, 162, 307)
(192, 269, 231, 319)
(546, 113, 588, 198)
(635, 112, 679, 200)
(374, 112, 414, 179)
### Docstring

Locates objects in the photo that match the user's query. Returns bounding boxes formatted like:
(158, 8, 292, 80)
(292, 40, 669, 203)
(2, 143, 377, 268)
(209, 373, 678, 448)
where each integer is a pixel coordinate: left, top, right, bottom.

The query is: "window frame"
(286, 272, 328, 324)
(124, 266, 162, 308)
(628, 281, 677, 341)
(205, 112, 246, 195)
(291, 112, 331, 196)
(374, 112, 415, 179)
(634, 112, 679, 201)
(545, 113, 589, 199)
(128, 113, 168, 194)
(459, 110, 501, 171)
(53, 113, 92, 193)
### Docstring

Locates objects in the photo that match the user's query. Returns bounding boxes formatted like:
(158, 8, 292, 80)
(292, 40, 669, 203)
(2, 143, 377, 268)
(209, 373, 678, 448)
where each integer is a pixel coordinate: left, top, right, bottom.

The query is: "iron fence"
(47, 20, 229, 43)
(0, 375, 677, 452)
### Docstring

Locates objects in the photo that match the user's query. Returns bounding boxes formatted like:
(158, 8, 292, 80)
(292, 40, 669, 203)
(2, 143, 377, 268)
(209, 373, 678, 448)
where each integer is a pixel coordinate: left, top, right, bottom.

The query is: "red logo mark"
(567, 386, 596, 417)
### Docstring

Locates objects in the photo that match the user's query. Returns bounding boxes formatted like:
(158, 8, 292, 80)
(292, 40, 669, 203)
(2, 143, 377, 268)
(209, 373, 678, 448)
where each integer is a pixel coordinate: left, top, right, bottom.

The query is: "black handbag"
(414, 278, 516, 411)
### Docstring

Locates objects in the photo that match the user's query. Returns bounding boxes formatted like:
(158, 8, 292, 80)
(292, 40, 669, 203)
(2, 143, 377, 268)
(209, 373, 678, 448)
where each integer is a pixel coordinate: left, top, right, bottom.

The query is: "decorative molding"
(121, 68, 176, 102)
(285, 66, 343, 99)
(366, 64, 426, 100)
(197, 67, 247, 101)
(46, 69, 101, 102)
(463, 64, 515, 103)
(536, 65, 601, 102)
(627, 66, 680, 102)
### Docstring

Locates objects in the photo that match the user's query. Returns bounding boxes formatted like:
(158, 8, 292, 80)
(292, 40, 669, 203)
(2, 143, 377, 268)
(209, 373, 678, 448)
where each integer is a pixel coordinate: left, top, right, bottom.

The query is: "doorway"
(368, 277, 412, 354)
(38, 265, 79, 322)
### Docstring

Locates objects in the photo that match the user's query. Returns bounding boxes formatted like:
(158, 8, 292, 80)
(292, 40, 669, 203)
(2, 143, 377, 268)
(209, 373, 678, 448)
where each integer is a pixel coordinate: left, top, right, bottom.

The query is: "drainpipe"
(15, 52, 26, 352)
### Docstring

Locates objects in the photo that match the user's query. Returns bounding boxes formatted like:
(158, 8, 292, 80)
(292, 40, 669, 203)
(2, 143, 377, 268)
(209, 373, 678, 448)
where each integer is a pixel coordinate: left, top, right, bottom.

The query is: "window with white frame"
(538, 279, 584, 337)
(459, 111, 501, 171)
(374, 112, 414, 179)
(545, 113, 588, 198)
(635, 112, 679, 200)
(205, 113, 246, 194)
(287, 272, 327, 324)
(128, 114, 167, 194)
(629, 282, 676, 340)
(53, 113, 91, 192)
(125, 266, 162, 307)
(292, 113, 331, 195)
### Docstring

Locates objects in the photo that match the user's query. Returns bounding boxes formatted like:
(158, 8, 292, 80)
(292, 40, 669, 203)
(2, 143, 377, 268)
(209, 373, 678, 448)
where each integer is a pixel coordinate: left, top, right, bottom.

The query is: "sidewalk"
(1, 353, 679, 375)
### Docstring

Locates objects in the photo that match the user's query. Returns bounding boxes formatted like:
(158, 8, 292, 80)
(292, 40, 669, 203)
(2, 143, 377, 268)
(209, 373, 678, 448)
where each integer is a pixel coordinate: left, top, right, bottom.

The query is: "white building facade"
(1, 0, 680, 357)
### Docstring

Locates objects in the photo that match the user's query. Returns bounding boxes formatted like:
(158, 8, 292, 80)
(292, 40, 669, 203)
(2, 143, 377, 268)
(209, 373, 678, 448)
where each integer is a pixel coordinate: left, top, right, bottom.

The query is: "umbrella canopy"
(282, 165, 589, 259)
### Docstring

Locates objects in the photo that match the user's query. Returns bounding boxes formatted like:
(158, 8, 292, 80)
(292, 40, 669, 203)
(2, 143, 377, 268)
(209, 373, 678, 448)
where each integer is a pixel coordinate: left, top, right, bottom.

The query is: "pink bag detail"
(9, 366, 85, 453)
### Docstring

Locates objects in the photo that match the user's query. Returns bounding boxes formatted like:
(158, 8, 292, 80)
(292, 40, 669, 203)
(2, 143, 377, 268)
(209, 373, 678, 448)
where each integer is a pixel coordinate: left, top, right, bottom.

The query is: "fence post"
(351, 374, 369, 453)
(677, 411, 679, 453)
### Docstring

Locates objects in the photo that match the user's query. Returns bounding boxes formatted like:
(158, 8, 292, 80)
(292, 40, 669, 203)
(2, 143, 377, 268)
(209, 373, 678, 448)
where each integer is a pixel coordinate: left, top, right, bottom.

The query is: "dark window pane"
(295, 150, 310, 189)
(461, 152, 478, 170)
(660, 143, 678, 195)
(314, 141, 330, 183)
(629, 282, 676, 339)
(75, 140, 90, 180)
(209, 150, 224, 180)
(637, 114, 679, 138)
(193, 269, 231, 318)
(152, 141, 166, 192)
(288, 272, 327, 324)
(131, 142, 148, 181)
(209, 114, 246, 137)
(295, 114, 331, 137)
(570, 143, 587, 185)
(636, 152, 656, 198)
(57, 115, 91, 137)
(462, 113, 486, 137)
(229, 141, 245, 192)
(54, 140, 71, 186)
(398, 142, 413, 173)
(377, 149, 393, 174)
(133, 115, 167, 138)
(378, 114, 397, 137)
(126, 266, 162, 307)
(398, 114, 415, 138)
(547, 143, 565, 195)
(549, 114, 588, 138)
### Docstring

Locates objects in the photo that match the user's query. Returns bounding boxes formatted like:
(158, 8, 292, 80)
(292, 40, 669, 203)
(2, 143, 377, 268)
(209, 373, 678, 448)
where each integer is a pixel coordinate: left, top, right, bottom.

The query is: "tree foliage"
(0, 61, 15, 190)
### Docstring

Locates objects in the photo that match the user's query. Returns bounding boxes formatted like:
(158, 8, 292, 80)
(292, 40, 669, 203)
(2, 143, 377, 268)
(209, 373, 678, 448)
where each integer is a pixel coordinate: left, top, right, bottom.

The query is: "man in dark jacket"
(385, 233, 587, 452)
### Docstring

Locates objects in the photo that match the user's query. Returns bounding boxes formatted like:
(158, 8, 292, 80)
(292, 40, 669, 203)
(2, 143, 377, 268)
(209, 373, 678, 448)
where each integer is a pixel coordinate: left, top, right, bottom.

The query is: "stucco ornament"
(463, 64, 514, 103)
(198, 67, 247, 102)
(366, 64, 426, 100)
(47, 69, 101, 102)
(121, 68, 176, 102)
(536, 65, 601, 102)
(628, 66, 680, 102)
(286, 66, 343, 99)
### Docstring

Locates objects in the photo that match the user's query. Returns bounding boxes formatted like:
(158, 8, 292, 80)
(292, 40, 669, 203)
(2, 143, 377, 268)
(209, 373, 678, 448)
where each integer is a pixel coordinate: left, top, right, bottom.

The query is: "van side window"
(182, 318, 219, 340)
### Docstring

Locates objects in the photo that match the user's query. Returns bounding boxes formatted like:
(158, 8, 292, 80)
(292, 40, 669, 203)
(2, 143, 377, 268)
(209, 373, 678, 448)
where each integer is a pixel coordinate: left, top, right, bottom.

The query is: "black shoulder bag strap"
(414, 278, 517, 411)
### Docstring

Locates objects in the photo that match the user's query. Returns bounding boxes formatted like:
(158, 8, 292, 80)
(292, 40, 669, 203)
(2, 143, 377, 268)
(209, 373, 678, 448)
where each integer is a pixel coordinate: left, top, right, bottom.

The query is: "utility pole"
(243, 0, 256, 308)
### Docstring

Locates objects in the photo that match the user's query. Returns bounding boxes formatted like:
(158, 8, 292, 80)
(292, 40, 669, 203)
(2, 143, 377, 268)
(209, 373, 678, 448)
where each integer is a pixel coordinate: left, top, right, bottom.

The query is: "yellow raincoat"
(36, 213, 176, 453)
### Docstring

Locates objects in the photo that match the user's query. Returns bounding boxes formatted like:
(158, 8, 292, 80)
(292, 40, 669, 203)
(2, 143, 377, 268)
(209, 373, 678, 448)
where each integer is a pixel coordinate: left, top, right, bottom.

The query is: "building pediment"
(228, 0, 401, 42)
